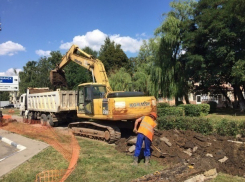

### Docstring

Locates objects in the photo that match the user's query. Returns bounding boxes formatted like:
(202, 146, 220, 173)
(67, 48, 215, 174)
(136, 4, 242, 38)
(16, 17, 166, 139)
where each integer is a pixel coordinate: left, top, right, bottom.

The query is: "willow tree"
(153, 0, 196, 103)
(109, 67, 132, 91)
(133, 38, 160, 95)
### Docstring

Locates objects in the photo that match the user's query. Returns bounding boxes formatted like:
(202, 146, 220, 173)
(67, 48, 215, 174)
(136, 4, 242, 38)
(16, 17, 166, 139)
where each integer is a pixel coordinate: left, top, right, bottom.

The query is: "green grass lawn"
(0, 147, 68, 182)
(66, 137, 164, 182)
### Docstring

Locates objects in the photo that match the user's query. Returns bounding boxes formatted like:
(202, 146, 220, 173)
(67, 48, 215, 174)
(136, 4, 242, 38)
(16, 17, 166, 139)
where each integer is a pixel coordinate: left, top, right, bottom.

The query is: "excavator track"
(68, 121, 121, 143)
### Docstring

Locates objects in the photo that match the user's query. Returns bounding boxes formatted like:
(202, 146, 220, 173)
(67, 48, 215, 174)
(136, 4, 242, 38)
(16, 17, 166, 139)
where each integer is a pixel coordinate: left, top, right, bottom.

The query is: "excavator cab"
(77, 83, 106, 115)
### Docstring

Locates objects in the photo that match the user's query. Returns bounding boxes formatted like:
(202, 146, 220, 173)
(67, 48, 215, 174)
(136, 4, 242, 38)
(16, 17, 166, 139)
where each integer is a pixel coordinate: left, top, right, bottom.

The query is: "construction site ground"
(1, 109, 245, 181)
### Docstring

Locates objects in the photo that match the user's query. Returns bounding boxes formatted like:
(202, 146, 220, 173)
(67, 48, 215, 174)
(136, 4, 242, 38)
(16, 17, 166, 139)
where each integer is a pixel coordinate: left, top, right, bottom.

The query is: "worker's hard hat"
(150, 112, 157, 119)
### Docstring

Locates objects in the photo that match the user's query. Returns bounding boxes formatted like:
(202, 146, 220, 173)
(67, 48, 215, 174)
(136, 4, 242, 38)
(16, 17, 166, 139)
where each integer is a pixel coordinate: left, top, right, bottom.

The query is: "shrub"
(180, 104, 202, 117)
(199, 104, 210, 116)
(157, 116, 176, 130)
(157, 116, 213, 134)
(208, 101, 217, 113)
(190, 117, 213, 134)
(157, 102, 170, 108)
(238, 121, 245, 137)
(157, 107, 184, 117)
(216, 119, 239, 136)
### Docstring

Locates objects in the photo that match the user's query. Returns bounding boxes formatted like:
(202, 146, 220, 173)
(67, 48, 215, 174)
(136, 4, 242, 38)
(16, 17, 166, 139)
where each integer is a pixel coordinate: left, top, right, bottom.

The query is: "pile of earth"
(115, 129, 245, 180)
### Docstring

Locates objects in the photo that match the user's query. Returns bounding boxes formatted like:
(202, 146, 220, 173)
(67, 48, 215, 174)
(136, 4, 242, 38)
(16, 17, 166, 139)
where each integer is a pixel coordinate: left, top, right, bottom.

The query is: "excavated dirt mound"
(115, 130, 245, 181)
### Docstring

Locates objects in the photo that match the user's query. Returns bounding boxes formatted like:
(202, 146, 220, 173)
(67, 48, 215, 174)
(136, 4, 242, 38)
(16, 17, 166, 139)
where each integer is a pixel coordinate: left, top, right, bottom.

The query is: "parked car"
(2, 104, 14, 109)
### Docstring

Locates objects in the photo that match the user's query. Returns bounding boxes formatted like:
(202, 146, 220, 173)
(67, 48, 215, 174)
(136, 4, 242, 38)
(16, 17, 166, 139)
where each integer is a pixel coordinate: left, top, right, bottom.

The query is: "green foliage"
(133, 38, 160, 95)
(157, 116, 213, 135)
(186, 0, 245, 110)
(152, 0, 197, 100)
(0, 92, 10, 101)
(190, 117, 213, 134)
(180, 104, 201, 117)
(216, 119, 239, 136)
(207, 101, 217, 113)
(98, 37, 130, 75)
(199, 104, 210, 116)
(238, 122, 245, 137)
(157, 107, 184, 117)
(157, 102, 170, 108)
(64, 62, 92, 90)
(109, 67, 132, 91)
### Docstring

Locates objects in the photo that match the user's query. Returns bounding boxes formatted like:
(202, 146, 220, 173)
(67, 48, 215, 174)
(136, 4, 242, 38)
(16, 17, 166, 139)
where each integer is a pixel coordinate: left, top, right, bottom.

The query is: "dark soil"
(115, 129, 245, 181)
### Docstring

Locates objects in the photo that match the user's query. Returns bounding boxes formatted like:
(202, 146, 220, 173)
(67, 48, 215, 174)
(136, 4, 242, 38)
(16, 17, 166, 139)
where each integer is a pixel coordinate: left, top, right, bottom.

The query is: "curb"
(0, 135, 27, 162)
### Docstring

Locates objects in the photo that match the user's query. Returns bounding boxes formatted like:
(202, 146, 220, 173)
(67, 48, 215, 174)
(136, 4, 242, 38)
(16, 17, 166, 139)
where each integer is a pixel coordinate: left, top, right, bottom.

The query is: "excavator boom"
(50, 45, 112, 92)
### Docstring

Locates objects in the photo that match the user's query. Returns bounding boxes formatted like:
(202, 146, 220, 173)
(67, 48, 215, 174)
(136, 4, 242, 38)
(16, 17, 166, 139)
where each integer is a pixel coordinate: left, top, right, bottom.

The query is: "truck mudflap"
(68, 121, 121, 143)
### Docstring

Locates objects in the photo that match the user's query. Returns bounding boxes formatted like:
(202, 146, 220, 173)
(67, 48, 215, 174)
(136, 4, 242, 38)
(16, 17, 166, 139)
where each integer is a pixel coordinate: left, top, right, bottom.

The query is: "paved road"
(0, 129, 49, 178)
(0, 141, 18, 160)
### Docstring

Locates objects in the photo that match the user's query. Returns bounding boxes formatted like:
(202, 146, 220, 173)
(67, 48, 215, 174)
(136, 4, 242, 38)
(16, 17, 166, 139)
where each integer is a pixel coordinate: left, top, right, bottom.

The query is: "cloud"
(0, 68, 22, 76)
(60, 29, 144, 53)
(0, 41, 26, 56)
(35, 50, 51, 57)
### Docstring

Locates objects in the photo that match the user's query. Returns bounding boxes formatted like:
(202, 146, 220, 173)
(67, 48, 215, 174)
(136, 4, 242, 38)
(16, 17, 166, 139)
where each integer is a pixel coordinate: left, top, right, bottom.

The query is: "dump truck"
(50, 45, 157, 143)
(19, 87, 77, 126)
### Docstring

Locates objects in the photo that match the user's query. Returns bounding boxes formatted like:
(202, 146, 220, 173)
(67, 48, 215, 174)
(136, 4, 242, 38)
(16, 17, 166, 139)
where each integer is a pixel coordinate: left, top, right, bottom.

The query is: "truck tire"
(47, 115, 54, 127)
(40, 114, 47, 126)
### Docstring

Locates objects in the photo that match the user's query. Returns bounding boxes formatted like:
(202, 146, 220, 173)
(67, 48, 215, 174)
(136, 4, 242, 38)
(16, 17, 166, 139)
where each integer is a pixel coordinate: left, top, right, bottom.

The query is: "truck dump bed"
(27, 90, 77, 112)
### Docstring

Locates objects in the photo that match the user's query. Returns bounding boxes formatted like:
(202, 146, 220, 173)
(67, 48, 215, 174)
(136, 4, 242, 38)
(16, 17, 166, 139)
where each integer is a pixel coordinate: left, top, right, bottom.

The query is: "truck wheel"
(47, 115, 54, 127)
(40, 114, 47, 126)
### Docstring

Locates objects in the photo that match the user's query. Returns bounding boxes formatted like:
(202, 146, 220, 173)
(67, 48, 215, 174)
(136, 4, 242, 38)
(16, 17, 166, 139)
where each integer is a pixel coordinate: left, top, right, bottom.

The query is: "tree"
(133, 38, 160, 95)
(187, 0, 245, 110)
(0, 92, 9, 101)
(153, 0, 196, 103)
(19, 61, 38, 94)
(109, 67, 132, 91)
(99, 37, 129, 75)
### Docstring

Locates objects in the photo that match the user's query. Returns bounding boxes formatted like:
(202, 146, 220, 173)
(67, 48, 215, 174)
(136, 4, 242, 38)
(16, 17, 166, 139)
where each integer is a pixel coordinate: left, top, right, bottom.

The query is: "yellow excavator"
(50, 45, 157, 143)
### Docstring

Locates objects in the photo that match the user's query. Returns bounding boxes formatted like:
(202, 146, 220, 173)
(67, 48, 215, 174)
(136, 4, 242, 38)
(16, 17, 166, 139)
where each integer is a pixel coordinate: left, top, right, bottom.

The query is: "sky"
(0, 0, 172, 76)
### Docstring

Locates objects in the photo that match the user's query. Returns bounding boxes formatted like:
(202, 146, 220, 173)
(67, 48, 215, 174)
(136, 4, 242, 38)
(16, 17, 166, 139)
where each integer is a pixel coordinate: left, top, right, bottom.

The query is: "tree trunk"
(233, 84, 238, 109)
(184, 94, 190, 104)
(234, 84, 245, 112)
(218, 86, 231, 107)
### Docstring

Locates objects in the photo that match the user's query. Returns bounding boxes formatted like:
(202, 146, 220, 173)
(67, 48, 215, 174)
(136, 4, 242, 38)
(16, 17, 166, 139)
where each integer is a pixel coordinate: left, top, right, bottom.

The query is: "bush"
(238, 121, 245, 137)
(157, 107, 184, 117)
(157, 116, 213, 134)
(208, 101, 217, 113)
(199, 104, 210, 116)
(157, 116, 176, 130)
(180, 104, 202, 117)
(190, 117, 213, 134)
(216, 119, 239, 136)
(157, 102, 170, 108)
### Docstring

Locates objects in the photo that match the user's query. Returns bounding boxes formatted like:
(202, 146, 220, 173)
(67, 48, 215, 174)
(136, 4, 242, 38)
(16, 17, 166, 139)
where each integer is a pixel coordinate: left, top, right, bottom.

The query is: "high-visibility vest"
(138, 116, 157, 141)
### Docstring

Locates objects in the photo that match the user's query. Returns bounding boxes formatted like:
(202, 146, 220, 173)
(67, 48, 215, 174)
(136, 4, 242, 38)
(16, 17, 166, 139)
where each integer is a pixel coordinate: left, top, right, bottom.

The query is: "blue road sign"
(0, 77, 13, 83)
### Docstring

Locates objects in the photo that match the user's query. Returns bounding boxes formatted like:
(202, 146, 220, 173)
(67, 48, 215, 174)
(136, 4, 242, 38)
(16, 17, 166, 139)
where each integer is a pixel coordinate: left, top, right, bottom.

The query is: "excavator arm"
(50, 45, 112, 92)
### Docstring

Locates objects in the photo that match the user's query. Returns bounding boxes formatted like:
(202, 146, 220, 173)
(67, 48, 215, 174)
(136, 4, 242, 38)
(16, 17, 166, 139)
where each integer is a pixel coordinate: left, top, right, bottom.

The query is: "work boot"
(131, 156, 138, 166)
(145, 156, 150, 166)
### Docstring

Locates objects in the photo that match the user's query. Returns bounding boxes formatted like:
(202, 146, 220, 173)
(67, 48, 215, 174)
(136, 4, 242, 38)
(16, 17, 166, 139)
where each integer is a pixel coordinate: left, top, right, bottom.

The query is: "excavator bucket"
(50, 70, 67, 87)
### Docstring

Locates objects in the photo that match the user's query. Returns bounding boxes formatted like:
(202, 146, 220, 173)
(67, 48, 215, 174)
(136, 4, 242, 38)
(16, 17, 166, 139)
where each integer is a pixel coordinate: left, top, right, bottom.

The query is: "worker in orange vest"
(132, 112, 157, 166)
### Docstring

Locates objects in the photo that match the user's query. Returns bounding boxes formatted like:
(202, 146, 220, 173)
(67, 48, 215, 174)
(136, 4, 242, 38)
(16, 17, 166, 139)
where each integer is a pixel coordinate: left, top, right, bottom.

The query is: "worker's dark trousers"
(134, 133, 151, 157)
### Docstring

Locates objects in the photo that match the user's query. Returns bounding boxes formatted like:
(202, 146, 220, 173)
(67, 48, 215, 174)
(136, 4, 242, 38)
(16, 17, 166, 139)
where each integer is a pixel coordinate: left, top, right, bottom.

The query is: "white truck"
(19, 88, 77, 126)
